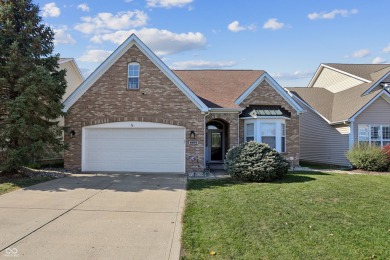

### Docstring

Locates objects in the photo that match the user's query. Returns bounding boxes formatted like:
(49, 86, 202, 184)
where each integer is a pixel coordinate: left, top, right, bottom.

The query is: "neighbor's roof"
(324, 63, 390, 81)
(287, 63, 390, 123)
(173, 70, 265, 108)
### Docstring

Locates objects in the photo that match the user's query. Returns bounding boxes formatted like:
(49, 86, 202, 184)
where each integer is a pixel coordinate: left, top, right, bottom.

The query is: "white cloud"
(53, 26, 76, 45)
(372, 57, 387, 64)
(91, 28, 207, 56)
(74, 10, 148, 34)
(271, 71, 315, 80)
(171, 60, 237, 69)
(227, 21, 256, 33)
(263, 18, 285, 30)
(42, 3, 61, 17)
(146, 0, 193, 8)
(308, 9, 358, 20)
(78, 50, 112, 63)
(346, 49, 371, 58)
(383, 43, 390, 53)
(77, 3, 90, 12)
(79, 67, 94, 78)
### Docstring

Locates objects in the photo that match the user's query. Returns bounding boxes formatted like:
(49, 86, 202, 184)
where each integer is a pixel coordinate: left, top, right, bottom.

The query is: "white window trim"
(244, 121, 255, 142)
(358, 124, 390, 147)
(128, 62, 140, 90)
(243, 118, 287, 153)
(281, 123, 286, 153)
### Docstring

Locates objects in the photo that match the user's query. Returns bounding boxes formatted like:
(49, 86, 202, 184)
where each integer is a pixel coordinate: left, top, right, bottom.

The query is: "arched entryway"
(206, 119, 229, 163)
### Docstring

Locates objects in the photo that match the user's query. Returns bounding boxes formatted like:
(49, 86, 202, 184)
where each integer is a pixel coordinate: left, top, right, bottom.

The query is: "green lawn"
(0, 177, 53, 195)
(182, 172, 390, 259)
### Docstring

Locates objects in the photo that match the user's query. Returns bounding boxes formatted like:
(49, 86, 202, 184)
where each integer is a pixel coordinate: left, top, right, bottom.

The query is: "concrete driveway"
(0, 173, 186, 260)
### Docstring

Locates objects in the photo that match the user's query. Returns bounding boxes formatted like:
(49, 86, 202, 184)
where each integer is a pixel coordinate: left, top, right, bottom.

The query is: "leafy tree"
(0, 0, 67, 173)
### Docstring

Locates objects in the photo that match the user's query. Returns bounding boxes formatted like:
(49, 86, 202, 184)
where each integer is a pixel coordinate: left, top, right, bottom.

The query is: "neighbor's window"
(281, 123, 286, 153)
(261, 123, 276, 149)
(358, 124, 390, 147)
(128, 63, 140, 89)
(245, 123, 254, 142)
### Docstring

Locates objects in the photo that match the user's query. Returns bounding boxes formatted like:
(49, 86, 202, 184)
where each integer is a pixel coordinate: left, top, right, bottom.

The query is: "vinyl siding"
(59, 61, 84, 101)
(354, 96, 390, 142)
(295, 97, 350, 166)
(312, 67, 365, 93)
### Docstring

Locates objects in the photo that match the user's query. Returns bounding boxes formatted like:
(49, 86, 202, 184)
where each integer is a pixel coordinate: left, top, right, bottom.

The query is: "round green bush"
(347, 144, 389, 172)
(224, 141, 290, 182)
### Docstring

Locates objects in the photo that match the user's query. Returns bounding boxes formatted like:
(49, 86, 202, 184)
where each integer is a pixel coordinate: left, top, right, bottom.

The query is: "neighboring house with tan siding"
(59, 58, 84, 101)
(62, 34, 304, 173)
(287, 63, 390, 166)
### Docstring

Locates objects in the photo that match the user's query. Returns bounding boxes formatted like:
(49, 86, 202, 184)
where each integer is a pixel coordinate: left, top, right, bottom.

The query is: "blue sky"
(36, 0, 390, 87)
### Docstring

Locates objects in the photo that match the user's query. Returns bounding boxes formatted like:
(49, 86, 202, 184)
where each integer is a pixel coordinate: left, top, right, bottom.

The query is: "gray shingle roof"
(173, 70, 265, 108)
(323, 63, 390, 81)
(287, 64, 390, 123)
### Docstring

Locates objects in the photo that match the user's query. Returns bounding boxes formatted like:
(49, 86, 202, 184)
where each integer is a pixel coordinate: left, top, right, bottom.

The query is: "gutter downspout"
(349, 120, 354, 149)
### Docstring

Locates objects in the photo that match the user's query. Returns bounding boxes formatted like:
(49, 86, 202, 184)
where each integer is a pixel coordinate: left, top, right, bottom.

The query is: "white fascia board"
(321, 64, 371, 83)
(59, 58, 73, 64)
(349, 90, 390, 121)
(307, 64, 324, 88)
(362, 71, 390, 95)
(69, 58, 85, 81)
(63, 34, 208, 112)
(235, 72, 304, 113)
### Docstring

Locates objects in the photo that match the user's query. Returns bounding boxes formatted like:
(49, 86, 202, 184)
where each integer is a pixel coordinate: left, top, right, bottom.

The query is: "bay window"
(244, 119, 287, 153)
(358, 124, 390, 147)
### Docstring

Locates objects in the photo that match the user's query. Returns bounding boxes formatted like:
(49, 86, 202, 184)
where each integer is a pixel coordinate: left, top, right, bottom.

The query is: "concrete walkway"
(0, 173, 186, 260)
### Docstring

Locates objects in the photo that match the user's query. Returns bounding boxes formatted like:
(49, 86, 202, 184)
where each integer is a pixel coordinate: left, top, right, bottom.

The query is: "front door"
(209, 131, 223, 161)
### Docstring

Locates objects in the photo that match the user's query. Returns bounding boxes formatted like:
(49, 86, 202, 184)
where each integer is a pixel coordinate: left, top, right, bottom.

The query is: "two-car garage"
(82, 122, 186, 173)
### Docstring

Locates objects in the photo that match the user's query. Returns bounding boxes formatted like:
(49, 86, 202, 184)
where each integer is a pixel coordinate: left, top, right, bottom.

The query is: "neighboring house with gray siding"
(287, 63, 390, 166)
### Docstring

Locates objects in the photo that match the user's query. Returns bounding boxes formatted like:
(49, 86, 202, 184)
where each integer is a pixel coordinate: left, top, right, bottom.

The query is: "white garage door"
(83, 122, 185, 173)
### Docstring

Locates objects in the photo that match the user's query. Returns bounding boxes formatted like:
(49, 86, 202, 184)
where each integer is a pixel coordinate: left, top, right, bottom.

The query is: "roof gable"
(235, 73, 304, 113)
(63, 34, 208, 112)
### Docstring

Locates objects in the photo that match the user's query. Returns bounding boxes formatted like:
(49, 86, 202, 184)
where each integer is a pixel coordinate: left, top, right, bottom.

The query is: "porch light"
(190, 130, 196, 139)
(70, 130, 76, 138)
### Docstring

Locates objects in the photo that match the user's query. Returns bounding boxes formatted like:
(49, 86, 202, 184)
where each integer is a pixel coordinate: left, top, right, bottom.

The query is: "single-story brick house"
(63, 34, 304, 173)
(287, 63, 390, 166)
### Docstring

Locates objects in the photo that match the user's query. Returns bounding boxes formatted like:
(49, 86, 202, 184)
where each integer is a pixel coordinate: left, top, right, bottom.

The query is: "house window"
(358, 124, 390, 147)
(383, 126, 390, 146)
(245, 123, 254, 142)
(243, 120, 287, 152)
(261, 123, 276, 149)
(128, 63, 140, 89)
(281, 123, 286, 153)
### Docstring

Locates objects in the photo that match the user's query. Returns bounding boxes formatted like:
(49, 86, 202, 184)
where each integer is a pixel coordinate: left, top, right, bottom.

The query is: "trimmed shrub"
(347, 144, 389, 172)
(224, 141, 290, 182)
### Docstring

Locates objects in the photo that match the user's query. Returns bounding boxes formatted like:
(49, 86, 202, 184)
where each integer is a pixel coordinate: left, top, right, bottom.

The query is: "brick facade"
(64, 44, 300, 172)
(239, 80, 300, 165)
(64, 45, 205, 172)
(206, 112, 239, 149)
